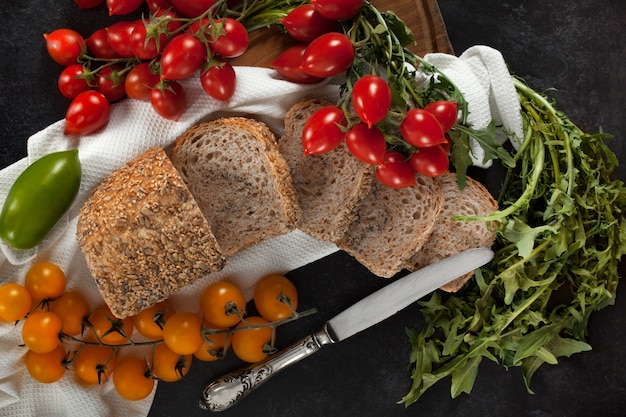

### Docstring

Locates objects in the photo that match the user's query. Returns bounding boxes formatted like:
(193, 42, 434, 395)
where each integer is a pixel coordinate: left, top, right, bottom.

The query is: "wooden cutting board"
(232, 0, 453, 67)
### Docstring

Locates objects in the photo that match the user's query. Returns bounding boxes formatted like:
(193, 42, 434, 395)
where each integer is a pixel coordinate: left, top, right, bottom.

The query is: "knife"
(199, 247, 494, 412)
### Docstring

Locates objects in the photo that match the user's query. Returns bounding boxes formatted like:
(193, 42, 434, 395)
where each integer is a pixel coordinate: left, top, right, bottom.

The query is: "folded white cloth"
(0, 47, 522, 417)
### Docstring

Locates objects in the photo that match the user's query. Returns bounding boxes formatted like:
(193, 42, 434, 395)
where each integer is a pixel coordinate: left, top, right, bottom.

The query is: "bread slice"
(76, 147, 226, 318)
(337, 174, 444, 278)
(405, 172, 498, 292)
(169, 117, 300, 256)
(278, 98, 374, 242)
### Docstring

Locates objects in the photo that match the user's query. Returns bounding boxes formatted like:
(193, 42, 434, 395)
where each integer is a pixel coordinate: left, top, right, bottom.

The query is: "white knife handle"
(199, 325, 335, 412)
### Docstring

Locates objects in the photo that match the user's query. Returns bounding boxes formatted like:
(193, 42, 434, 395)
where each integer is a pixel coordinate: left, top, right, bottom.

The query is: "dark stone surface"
(0, 1, 624, 416)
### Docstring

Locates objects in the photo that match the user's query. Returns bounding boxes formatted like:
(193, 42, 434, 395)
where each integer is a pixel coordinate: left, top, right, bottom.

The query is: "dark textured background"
(0, 1, 624, 416)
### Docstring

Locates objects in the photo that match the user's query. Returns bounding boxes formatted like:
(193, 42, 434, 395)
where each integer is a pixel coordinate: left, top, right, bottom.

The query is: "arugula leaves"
(401, 77, 626, 405)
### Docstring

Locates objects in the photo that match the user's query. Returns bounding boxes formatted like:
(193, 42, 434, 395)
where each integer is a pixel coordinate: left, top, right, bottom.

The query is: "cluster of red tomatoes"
(46, 0, 250, 135)
(301, 73, 458, 188)
(0, 260, 301, 401)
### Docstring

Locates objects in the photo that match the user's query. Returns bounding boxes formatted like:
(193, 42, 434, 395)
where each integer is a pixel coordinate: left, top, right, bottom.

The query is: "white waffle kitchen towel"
(0, 46, 523, 417)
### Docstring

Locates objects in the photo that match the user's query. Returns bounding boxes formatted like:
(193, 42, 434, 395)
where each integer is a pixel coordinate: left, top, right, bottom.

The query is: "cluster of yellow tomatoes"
(0, 261, 300, 401)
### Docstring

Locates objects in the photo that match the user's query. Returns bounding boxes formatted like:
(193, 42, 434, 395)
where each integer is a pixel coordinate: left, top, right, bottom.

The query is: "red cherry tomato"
(209, 18, 249, 58)
(58, 64, 91, 99)
(409, 145, 450, 177)
(151, 81, 187, 121)
(86, 28, 121, 59)
(345, 123, 387, 165)
(311, 0, 364, 20)
(375, 151, 416, 188)
(73, 0, 105, 9)
(200, 61, 236, 101)
(130, 20, 167, 60)
(64, 90, 111, 135)
(270, 45, 324, 84)
(299, 32, 354, 78)
(145, 0, 173, 13)
(351, 74, 392, 128)
(106, 20, 139, 58)
(161, 34, 207, 80)
(302, 106, 347, 155)
(400, 108, 447, 148)
(424, 100, 458, 132)
(95, 66, 126, 102)
(125, 62, 160, 101)
(280, 4, 337, 43)
(169, 0, 216, 17)
(107, 0, 143, 15)
(44, 29, 86, 66)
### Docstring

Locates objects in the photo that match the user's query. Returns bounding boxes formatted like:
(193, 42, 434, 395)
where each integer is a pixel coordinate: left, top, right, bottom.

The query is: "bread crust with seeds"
(76, 147, 226, 318)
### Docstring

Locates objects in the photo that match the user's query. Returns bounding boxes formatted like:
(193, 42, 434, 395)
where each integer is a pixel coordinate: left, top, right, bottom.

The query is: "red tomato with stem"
(73, 0, 105, 9)
(200, 61, 237, 101)
(400, 108, 447, 148)
(299, 32, 354, 78)
(270, 44, 323, 84)
(44, 29, 86, 66)
(375, 151, 416, 188)
(125, 62, 160, 101)
(280, 4, 337, 43)
(130, 20, 167, 60)
(86, 28, 121, 59)
(58, 64, 91, 99)
(64, 90, 111, 135)
(352, 74, 392, 127)
(107, 0, 143, 15)
(161, 34, 207, 80)
(95, 66, 126, 102)
(151, 81, 187, 121)
(106, 20, 139, 57)
(409, 145, 449, 177)
(301, 106, 347, 155)
(424, 100, 458, 132)
(345, 123, 387, 165)
(169, 0, 216, 17)
(311, 0, 364, 20)
(209, 18, 249, 58)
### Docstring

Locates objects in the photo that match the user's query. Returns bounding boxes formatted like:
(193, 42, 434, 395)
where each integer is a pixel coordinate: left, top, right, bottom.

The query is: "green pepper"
(0, 149, 81, 250)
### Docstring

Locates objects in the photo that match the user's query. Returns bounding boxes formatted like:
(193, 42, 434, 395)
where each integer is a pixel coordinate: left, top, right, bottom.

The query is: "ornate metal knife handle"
(199, 325, 335, 412)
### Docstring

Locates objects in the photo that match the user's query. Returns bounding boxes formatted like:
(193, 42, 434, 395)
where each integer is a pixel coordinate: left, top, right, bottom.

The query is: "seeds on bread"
(405, 172, 498, 292)
(337, 174, 444, 278)
(170, 117, 300, 257)
(76, 147, 226, 318)
(278, 98, 374, 242)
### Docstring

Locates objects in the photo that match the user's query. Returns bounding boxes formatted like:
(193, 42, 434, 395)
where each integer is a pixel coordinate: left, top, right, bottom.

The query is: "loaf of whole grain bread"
(170, 117, 300, 256)
(405, 172, 498, 291)
(278, 98, 374, 243)
(76, 147, 226, 318)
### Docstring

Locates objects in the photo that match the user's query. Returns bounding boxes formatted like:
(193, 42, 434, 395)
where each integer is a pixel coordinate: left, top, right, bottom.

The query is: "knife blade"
(199, 247, 494, 412)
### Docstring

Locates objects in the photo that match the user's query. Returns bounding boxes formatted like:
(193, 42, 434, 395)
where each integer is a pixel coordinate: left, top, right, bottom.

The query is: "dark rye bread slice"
(76, 147, 226, 318)
(278, 98, 374, 242)
(337, 174, 444, 278)
(405, 172, 498, 292)
(170, 117, 300, 257)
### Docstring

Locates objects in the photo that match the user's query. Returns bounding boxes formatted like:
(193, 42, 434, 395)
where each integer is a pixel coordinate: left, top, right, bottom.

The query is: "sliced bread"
(337, 174, 444, 278)
(405, 172, 498, 292)
(76, 147, 226, 318)
(278, 98, 374, 242)
(169, 117, 300, 256)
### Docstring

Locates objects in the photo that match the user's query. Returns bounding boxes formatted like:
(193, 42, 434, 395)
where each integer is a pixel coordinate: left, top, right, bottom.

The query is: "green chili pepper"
(0, 149, 81, 250)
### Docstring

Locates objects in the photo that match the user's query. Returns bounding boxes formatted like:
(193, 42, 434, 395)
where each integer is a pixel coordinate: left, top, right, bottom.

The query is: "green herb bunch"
(402, 77, 626, 405)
